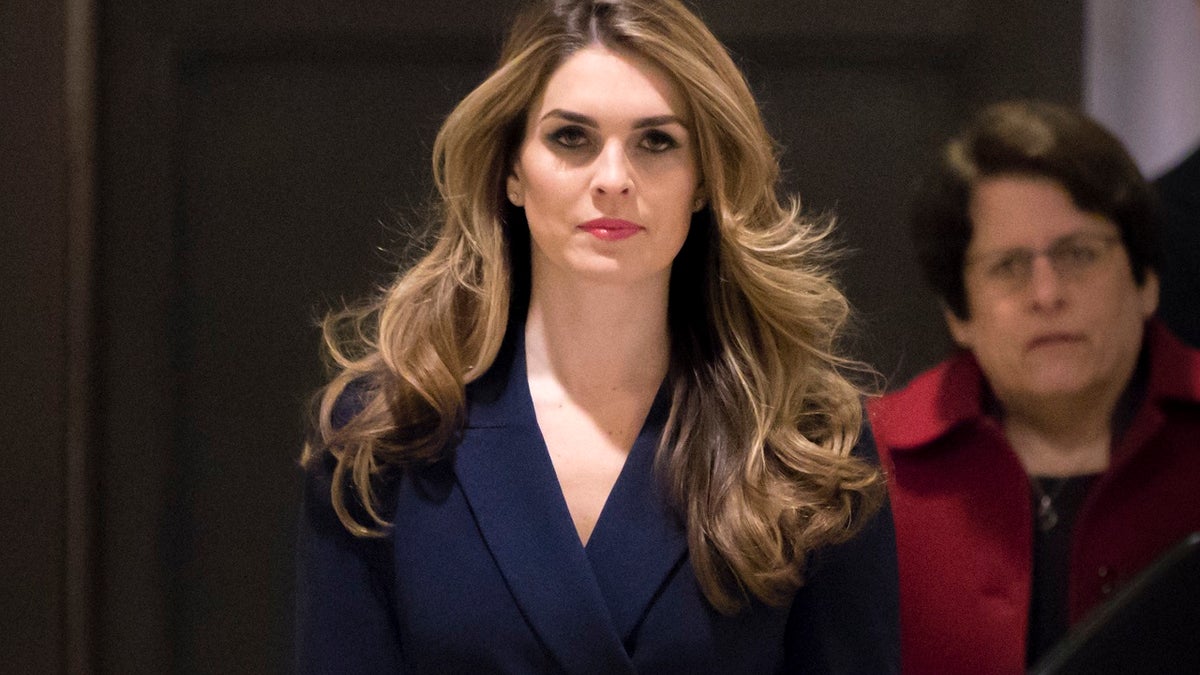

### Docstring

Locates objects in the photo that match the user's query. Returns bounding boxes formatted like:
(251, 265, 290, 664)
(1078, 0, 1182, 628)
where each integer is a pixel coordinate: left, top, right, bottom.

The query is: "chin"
(572, 257, 672, 284)
(1020, 372, 1105, 401)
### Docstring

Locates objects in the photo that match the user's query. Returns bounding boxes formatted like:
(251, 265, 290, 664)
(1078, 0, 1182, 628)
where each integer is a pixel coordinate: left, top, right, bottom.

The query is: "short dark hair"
(909, 100, 1159, 319)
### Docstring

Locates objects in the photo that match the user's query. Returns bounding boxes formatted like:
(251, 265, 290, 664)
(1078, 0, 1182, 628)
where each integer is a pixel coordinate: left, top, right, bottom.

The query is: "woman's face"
(945, 175, 1159, 410)
(508, 44, 701, 290)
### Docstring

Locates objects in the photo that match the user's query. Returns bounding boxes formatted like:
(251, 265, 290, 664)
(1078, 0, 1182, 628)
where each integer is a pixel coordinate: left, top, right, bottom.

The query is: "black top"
(1026, 474, 1099, 667)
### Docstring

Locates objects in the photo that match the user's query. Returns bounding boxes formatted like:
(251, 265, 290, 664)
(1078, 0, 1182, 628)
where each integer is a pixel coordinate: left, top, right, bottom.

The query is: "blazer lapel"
(453, 336, 635, 674)
(584, 385, 689, 643)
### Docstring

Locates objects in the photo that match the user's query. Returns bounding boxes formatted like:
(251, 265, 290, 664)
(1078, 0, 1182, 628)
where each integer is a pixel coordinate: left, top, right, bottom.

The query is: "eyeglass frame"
(963, 231, 1124, 292)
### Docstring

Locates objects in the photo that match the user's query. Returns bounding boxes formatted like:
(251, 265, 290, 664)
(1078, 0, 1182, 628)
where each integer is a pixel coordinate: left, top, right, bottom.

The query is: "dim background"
(3, 0, 1197, 672)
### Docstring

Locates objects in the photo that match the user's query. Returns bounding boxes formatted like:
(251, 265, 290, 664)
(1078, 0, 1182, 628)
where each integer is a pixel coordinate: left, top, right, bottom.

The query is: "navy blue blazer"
(296, 337, 900, 673)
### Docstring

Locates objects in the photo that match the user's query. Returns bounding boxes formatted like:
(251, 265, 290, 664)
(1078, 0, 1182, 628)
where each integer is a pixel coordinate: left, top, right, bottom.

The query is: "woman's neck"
(1001, 395, 1115, 477)
(524, 272, 671, 396)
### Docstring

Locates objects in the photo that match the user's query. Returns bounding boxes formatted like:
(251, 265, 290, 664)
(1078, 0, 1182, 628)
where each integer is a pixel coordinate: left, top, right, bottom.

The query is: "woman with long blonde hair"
(296, 0, 898, 672)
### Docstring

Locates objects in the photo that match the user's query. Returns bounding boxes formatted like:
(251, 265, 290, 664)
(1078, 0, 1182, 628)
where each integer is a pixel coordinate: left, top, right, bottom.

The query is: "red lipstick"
(578, 218, 642, 241)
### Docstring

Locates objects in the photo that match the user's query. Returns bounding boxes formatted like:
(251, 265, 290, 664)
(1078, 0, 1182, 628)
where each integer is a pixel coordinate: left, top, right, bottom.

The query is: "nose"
(591, 140, 633, 198)
(1027, 254, 1066, 312)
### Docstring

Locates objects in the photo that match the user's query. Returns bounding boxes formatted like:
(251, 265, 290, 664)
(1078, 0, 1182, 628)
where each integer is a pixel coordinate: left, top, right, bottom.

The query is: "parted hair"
(910, 99, 1159, 320)
(302, 0, 883, 614)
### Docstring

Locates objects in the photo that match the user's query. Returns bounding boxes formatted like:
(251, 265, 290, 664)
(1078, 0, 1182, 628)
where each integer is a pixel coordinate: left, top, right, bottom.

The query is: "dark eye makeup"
(548, 125, 589, 148)
(542, 117, 686, 152)
(640, 129, 680, 152)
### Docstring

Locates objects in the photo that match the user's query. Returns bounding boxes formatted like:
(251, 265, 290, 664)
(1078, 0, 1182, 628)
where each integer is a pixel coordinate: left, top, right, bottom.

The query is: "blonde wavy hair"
(302, 0, 883, 614)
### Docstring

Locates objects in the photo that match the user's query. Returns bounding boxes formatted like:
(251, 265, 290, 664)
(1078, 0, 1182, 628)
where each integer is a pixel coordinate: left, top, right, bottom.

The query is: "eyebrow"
(540, 108, 686, 129)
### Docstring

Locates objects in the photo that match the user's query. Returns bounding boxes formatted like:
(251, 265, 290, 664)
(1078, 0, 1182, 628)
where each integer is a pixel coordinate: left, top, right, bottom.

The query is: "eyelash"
(640, 130, 679, 152)
(549, 125, 589, 148)
(546, 126, 681, 153)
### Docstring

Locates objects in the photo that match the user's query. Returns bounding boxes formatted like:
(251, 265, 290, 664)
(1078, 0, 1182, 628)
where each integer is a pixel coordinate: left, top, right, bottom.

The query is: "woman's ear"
(943, 304, 973, 349)
(506, 168, 525, 207)
(692, 183, 707, 212)
(1138, 270, 1160, 318)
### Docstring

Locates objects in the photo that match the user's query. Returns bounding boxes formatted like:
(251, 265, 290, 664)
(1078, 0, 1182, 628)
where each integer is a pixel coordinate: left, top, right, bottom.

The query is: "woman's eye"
(549, 126, 589, 149)
(1063, 243, 1099, 265)
(988, 253, 1026, 279)
(640, 130, 679, 153)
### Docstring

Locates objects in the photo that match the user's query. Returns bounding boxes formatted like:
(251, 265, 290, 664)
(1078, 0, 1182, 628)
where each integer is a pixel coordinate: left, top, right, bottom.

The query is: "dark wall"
(1, 0, 68, 670)
(3, 0, 1081, 672)
(1, 0, 97, 672)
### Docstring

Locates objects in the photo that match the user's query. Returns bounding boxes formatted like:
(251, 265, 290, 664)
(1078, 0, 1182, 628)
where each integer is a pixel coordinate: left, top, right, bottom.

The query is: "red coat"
(868, 320, 1200, 675)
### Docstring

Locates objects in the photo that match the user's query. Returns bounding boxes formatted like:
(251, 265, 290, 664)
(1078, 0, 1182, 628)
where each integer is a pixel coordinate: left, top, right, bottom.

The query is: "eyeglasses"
(966, 232, 1122, 292)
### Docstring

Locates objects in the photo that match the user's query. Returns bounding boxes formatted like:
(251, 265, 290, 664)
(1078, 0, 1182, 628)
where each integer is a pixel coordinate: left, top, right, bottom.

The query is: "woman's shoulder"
(867, 352, 984, 451)
(330, 376, 376, 430)
(299, 433, 403, 544)
(303, 375, 403, 520)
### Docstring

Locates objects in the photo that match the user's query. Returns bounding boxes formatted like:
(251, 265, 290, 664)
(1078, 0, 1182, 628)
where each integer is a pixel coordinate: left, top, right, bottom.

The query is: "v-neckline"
(518, 343, 671, 552)
(453, 331, 687, 668)
(580, 384, 671, 555)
